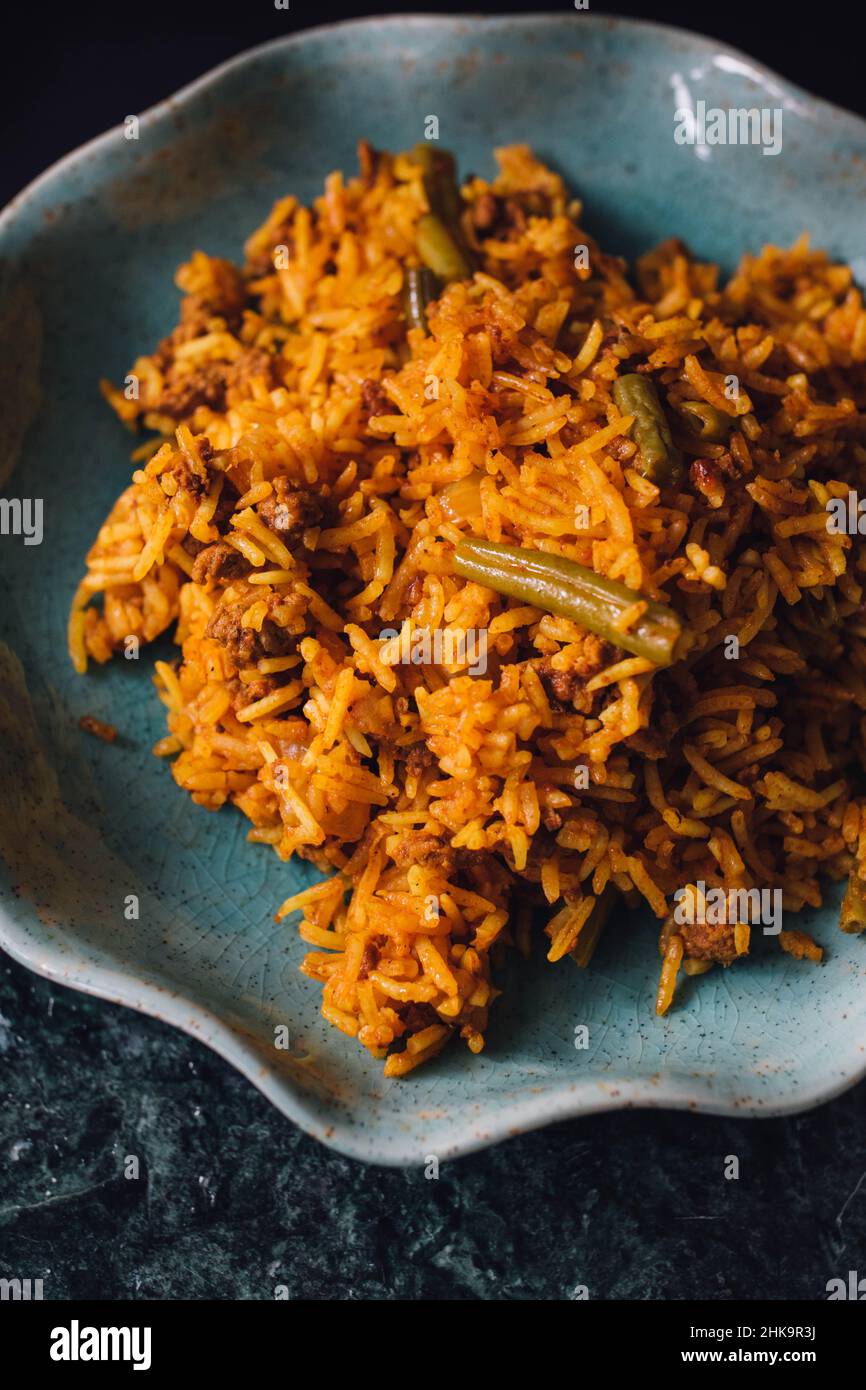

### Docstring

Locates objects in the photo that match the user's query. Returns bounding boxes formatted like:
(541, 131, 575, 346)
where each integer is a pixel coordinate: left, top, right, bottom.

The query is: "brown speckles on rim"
(102, 100, 275, 230)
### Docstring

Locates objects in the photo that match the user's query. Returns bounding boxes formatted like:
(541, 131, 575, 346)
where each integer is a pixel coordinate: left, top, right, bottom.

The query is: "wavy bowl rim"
(1, 11, 865, 1164)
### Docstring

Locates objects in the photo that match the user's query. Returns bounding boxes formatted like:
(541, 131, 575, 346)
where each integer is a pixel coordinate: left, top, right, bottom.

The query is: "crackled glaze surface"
(1, 15, 865, 1163)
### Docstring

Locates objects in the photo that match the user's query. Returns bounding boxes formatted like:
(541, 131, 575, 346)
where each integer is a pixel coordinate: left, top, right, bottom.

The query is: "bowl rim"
(2, 11, 865, 1165)
(4, 10, 866, 223)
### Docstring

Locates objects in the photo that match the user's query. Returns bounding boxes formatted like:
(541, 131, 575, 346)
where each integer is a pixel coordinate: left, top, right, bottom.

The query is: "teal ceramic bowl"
(2, 14, 865, 1164)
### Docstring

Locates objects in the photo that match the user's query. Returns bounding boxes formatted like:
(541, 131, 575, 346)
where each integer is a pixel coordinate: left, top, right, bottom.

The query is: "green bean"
(402, 266, 440, 333)
(416, 213, 472, 282)
(841, 873, 866, 934)
(612, 373, 683, 486)
(678, 399, 731, 443)
(452, 537, 684, 667)
(411, 143, 475, 282)
(800, 589, 839, 633)
(412, 144, 464, 229)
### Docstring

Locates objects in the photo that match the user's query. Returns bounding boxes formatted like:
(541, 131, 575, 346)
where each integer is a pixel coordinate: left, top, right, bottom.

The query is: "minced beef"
(229, 675, 278, 711)
(211, 478, 241, 533)
(153, 299, 213, 367)
(192, 541, 250, 587)
(537, 637, 608, 706)
(358, 941, 380, 980)
(404, 743, 436, 778)
(258, 477, 323, 539)
(225, 349, 282, 395)
(680, 918, 739, 966)
(398, 1001, 441, 1033)
(155, 363, 228, 419)
(472, 193, 527, 238)
(360, 378, 390, 421)
(205, 600, 296, 666)
(389, 831, 455, 877)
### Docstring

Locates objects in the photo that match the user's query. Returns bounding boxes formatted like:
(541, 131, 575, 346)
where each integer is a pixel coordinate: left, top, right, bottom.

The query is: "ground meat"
(178, 257, 247, 323)
(398, 1001, 441, 1033)
(471, 193, 528, 238)
(608, 434, 636, 463)
(155, 350, 281, 420)
(230, 675, 278, 711)
(153, 298, 213, 366)
(258, 477, 323, 539)
(690, 458, 726, 507)
(625, 727, 667, 760)
(389, 830, 456, 877)
(358, 941, 380, 980)
(359, 378, 390, 421)
(211, 478, 241, 533)
(171, 459, 208, 498)
(537, 637, 608, 707)
(226, 349, 282, 396)
(679, 918, 739, 966)
(537, 665, 585, 706)
(165, 437, 216, 500)
(472, 192, 499, 232)
(205, 600, 295, 667)
(192, 541, 250, 587)
(501, 199, 528, 235)
(340, 822, 386, 880)
(155, 363, 228, 419)
(403, 743, 435, 778)
(486, 322, 514, 365)
(79, 714, 118, 744)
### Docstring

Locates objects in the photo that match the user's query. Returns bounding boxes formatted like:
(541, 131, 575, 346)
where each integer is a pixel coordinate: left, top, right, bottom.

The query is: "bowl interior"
(1, 15, 865, 1162)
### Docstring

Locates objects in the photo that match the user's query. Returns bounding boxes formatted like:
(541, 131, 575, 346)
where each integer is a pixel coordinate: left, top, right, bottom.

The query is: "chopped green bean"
(410, 143, 476, 281)
(800, 589, 839, 633)
(613, 373, 683, 486)
(416, 214, 473, 282)
(412, 144, 464, 229)
(402, 266, 440, 333)
(678, 399, 731, 443)
(452, 537, 684, 667)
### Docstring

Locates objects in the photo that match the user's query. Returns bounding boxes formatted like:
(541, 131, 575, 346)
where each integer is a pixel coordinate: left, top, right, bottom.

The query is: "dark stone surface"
(2, 0, 865, 1309)
(1, 953, 864, 1301)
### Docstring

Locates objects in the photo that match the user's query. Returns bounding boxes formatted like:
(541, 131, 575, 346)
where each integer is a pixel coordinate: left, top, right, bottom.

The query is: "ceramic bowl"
(2, 14, 865, 1164)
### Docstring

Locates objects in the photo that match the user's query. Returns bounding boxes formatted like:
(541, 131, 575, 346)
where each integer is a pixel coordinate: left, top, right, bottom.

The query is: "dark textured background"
(4, 0, 866, 207)
(2, 954, 866, 1299)
(2, 0, 866, 1301)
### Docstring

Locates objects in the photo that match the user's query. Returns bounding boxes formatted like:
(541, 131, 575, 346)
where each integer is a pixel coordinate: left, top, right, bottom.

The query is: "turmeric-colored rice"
(71, 142, 866, 1073)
